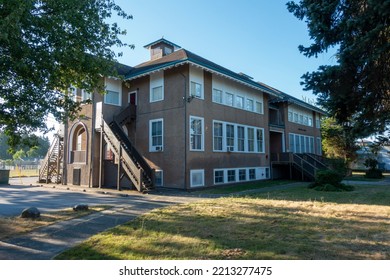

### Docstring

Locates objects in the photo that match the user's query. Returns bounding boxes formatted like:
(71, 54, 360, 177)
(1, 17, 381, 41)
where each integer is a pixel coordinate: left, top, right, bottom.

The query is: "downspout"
(180, 72, 188, 190)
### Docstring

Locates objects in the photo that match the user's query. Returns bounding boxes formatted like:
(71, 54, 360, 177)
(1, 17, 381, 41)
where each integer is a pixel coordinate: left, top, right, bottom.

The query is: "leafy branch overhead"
(0, 0, 133, 147)
(287, 0, 390, 138)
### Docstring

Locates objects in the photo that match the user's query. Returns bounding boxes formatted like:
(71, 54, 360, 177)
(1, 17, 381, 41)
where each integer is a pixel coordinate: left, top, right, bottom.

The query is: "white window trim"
(212, 120, 265, 154)
(189, 116, 204, 151)
(104, 78, 122, 106)
(149, 118, 164, 152)
(189, 66, 204, 100)
(150, 72, 164, 103)
(190, 169, 205, 188)
(213, 167, 270, 185)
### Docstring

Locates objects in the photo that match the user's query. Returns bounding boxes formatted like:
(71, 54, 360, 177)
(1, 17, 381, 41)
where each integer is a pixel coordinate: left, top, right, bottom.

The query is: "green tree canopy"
(287, 0, 390, 138)
(0, 0, 132, 148)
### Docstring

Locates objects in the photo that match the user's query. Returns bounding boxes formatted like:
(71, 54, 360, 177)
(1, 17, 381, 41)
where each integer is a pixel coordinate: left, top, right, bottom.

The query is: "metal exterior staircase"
(39, 134, 64, 183)
(101, 105, 155, 192)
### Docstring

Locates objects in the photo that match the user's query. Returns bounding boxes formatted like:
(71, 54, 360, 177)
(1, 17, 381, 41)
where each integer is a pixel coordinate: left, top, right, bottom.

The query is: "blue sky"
(111, 0, 337, 102)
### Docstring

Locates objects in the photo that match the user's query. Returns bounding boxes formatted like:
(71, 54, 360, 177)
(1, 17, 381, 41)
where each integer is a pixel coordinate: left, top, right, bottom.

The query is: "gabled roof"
(143, 38, 182, 50)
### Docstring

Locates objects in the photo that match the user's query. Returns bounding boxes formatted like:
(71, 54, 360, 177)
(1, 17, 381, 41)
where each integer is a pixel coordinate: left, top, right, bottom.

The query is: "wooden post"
(99, 120, 103, 189)
(117, 145, 121, 191)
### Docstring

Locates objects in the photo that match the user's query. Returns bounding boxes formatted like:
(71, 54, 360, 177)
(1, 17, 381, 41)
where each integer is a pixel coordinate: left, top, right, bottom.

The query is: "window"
(149, 119, 163, 152)
(226, 124, 235, 151)
(289, 134, 294, 153)
(69, 86, 77, 102)
(190, 170, 204, 187)
(214, 170, 224, 184)
(104, 78, 121, 106)
(151, 86, 163, 102)
(213, 122, 223, 151)
(212, 89, 223, 103)
(225, 92, 234, 106)
(288, 111, 293, 122)
(308, 117, 313, 127)
(300, 135, 305, 153)
(237, 126, 245, 152)
(81, 89, 91, 102)
(256, 129, 264, 153)
(294, 113, 298, 123)
(247, 128, 255, 152)
(150, 72, 164, 102)
(227, 170, 236, 182)
(236, 95, 244, 109)
(155, 170, 163, 187)
(249, 169, 256, 180)
(105, 90, 120, 106)
(316, 137, 322, 155)
(299, 115, 304, 124)
(246, 99, 254, 111)
(310, 137, 315, 154)
(190, 82, 202, 99)
(316, 117, 321, 128)
(295, 134, 300, 153)
(255, 101, 263, 114)
(190, 116, 204, 151)
(239, 169, 246, 181)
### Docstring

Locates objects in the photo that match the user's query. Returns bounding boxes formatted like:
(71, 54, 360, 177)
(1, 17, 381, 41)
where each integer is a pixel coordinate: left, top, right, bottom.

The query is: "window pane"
(237, 126, 245, 152)
(226, 124, 234, 150)
(249, 169, 256, 180)
(257, 129, 263, 152)
(239, 169, 246, 181)
(190, 118, 203, 150)
(212, 89, 223, 103)
(247, 128, 254, 152)
(105, 90, 119, 105)
(213, 122, 223, 151)
(151, 86, 163, 101)
(227, 170, 236, 182)
(256, 102, 263, 114)
(246, 99, 254, 111)
(225, 93, 233, 106)
(214, 170, 224, 184)
(236, 96, 244, 109)
(191, 82, 202, 98)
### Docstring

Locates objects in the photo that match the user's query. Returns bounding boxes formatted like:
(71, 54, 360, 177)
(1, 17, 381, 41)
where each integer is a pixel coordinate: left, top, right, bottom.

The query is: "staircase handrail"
(39, 135, 59, 179)
(110, 121, 154, 181)
(291, 153, 317, 179)
(114, 104, 136, 125)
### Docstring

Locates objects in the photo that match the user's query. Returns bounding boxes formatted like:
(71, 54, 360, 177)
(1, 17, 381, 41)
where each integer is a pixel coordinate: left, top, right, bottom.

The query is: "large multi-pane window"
(225, 92, 234, 106)
(149, 119, 163, 152)
(289, 133, 317, 154)
(213, 121, 264, 153)
(190, 116, 204, 151)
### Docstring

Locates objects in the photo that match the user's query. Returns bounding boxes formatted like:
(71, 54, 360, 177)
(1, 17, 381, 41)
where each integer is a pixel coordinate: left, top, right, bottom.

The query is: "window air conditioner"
(155, 146, 162, 151)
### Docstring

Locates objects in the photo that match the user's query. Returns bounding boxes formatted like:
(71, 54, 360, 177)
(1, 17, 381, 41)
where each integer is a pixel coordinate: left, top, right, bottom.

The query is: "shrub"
(310, 169, 354, 192)
(365, 169, 383, 179)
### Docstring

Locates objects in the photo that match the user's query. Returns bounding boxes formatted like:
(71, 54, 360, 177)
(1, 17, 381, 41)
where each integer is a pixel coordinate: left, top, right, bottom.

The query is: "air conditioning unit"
(155, 146, 163, 151)
(227, 147, 234, 152)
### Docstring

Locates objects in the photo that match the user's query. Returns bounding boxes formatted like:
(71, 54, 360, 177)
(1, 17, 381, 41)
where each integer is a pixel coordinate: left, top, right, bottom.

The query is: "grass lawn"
(56, 183, 390, 260)
(0, 206, 109, 240)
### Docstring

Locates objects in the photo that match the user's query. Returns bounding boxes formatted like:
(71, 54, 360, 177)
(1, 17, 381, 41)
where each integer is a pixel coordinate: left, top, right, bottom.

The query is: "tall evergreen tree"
(287, 0, 390, 138)
(0, 0, 132, 148)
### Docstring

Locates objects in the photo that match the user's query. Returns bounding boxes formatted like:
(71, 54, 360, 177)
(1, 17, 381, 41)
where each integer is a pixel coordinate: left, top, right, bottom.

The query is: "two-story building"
(39, 38, 326, 191)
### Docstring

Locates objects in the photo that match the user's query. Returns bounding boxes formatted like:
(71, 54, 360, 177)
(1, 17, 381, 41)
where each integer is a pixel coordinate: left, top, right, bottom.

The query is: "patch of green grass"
(56, 184, 390, 260)
(195, 180, 296, 195)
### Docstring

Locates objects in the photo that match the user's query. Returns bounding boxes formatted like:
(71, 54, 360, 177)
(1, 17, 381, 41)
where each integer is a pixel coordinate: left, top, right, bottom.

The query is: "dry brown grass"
(56, 184, 390, 260)
(0, 206, 109, 240)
